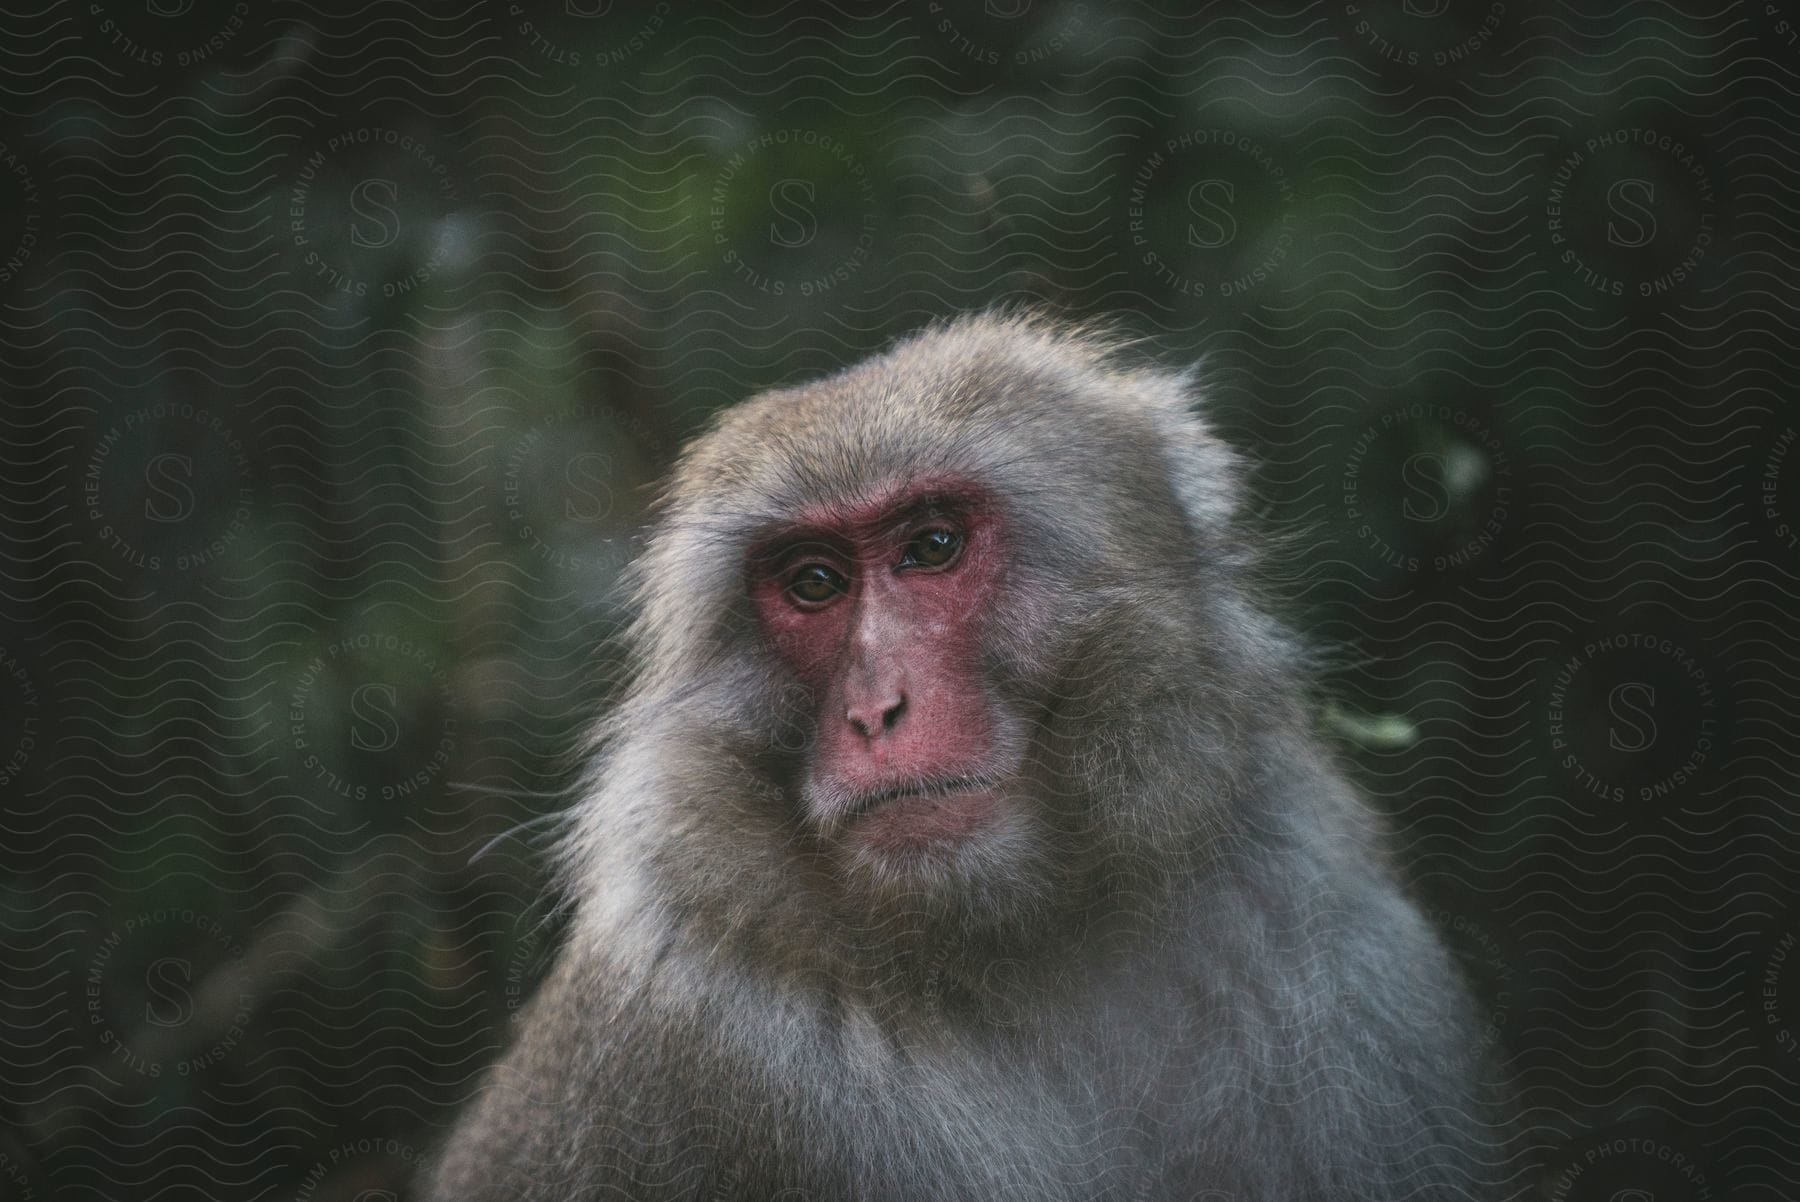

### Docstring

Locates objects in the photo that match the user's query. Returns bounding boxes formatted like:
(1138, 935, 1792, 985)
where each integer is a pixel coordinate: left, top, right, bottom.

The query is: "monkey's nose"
(846, 693, 906, 738)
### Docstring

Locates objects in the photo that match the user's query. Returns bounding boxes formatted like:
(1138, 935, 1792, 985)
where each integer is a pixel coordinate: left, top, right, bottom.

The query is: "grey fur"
(423, 312, 1511, 1201)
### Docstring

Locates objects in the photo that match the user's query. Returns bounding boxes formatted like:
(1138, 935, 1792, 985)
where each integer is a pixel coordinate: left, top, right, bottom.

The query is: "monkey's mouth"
(841, 776, 1003, 851)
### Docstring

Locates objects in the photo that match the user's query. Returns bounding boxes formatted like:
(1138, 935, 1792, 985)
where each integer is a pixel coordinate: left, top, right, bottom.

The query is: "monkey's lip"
(842, 777, 1002, 850)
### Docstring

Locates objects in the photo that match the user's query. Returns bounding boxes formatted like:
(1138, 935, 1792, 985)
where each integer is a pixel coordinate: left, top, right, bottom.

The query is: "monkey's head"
(570, 313, 1301, 951)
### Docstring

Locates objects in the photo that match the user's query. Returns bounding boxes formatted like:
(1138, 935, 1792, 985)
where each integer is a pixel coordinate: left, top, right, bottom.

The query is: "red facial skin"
(750, 483, 1009, 854)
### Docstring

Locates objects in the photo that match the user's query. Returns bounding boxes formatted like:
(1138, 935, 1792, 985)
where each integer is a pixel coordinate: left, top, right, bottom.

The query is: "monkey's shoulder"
(429, 908, 1501, 1201)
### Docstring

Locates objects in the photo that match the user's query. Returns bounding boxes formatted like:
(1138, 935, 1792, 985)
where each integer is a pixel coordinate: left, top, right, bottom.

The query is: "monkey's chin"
(835, 790, 1052, 931)
(847, 786, 1004, 856)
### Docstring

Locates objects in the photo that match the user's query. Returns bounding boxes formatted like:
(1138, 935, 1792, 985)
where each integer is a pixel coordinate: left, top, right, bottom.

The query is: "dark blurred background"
(1, 1, 1796, 1198)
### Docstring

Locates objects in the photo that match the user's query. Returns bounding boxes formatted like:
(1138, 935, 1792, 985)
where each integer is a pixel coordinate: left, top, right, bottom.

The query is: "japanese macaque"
(425, 313, 1509, 1200)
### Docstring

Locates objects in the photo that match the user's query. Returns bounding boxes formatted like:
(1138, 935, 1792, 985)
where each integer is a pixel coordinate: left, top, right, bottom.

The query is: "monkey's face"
(747, 477, 1041, 888)
(619, 317, 1260, 929)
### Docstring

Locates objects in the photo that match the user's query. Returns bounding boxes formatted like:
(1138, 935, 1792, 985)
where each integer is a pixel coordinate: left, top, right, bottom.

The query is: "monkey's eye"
(787, 563, 847, 606)
(900, 527, 962, 569)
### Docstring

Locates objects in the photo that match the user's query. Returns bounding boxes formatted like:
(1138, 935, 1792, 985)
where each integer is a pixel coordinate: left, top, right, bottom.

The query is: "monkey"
(424, 311, 1512, 1201)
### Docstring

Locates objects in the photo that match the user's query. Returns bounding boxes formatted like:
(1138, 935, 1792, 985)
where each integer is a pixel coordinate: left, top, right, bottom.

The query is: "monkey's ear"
(1141, 367, 1247, 538)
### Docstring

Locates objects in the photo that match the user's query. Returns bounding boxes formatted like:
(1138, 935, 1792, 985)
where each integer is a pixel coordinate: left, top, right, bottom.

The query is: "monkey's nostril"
(847, 693, 906, 738)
